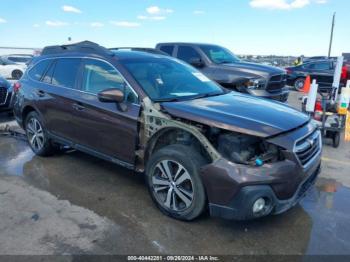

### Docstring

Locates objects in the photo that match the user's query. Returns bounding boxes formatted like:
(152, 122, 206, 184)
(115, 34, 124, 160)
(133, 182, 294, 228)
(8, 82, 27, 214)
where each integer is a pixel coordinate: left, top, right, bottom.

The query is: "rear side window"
(51, 58, 81, 89)
(159, 45, 174, 56)
(308, 62, 331, 70)
(28, 60, 51, 81)
(177, 46, 201, 63)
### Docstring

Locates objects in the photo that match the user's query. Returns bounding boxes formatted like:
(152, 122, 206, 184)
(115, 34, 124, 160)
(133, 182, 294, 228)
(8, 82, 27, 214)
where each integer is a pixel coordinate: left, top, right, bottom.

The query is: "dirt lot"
(0, 91, 350, 256)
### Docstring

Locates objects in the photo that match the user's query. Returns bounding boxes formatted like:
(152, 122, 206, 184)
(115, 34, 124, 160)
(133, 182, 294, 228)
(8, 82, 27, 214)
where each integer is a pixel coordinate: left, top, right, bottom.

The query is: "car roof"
(39, 41, 170, 61)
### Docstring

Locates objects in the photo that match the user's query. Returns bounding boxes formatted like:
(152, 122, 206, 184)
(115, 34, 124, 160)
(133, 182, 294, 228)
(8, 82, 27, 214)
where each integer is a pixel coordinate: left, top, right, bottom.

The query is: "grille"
(266, 74, 287, 92)
(295, 130, 321, 167)
(0, 86, 8, 105)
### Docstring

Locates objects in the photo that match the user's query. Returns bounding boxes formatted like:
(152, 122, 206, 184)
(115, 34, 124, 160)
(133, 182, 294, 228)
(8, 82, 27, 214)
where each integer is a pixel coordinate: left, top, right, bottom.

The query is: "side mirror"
(98, 88, 124, 103)
(189, 58, 204, 68)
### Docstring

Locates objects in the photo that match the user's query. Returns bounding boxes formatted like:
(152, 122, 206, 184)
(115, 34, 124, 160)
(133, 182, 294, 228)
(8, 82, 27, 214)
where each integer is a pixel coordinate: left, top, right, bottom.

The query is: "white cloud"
(0, 18, 7, 23)
(110, 21, 140, 28)
(33, 23, 40, 28)
(46, 20, 69, 27)
(137, 15, 166, 21)
(146, 6, 173, 15)
(193, 10, 206, 15)
(62, 5, 82, 13)
(314, 0, 327, 3)
(90, 22, 104, 27)
(250, 0, 309, 10)
(250, 0, 327, 10)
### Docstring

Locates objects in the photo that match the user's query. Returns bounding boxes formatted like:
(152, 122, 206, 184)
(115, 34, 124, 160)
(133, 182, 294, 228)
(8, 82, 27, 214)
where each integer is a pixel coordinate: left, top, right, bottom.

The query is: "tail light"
(13, 82, 21, 93)
(313, 99, 323, 121)
(315, 100, 323, 112)
(341, 66, 348, 80)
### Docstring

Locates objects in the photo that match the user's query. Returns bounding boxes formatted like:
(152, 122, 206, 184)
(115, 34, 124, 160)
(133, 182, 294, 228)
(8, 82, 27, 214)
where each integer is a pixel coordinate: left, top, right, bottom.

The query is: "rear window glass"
(159, 45, 174, 56)
(51, 58, 81, 89)
(28, 60, 51, 81)
(8, 57, 31, 63)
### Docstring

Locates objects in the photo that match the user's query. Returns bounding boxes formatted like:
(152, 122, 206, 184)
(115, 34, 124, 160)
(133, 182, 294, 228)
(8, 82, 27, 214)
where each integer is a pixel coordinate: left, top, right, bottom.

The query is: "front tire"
(25, 111, 55, 156)
(146, 144, 207, 221)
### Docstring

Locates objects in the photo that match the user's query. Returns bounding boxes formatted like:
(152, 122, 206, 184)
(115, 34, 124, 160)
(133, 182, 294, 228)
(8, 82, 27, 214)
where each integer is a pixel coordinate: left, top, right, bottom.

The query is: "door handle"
(36, 90, 45, 97)
(73, 103, 85, 111)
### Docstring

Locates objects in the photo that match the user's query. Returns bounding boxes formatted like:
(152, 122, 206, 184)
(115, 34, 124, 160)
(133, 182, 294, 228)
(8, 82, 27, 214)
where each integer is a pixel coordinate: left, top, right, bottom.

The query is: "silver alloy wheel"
(26, 118, 45, 151)
(295, 78, 305, 91)
(151, 160, 194, 212)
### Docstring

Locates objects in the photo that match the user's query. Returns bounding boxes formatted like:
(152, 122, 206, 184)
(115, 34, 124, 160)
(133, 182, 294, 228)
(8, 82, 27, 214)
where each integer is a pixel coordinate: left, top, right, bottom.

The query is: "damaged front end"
(138, 96, 321, 220)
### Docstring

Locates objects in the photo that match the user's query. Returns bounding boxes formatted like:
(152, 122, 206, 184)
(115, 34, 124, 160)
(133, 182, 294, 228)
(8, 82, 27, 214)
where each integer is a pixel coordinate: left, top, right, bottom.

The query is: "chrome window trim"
(27, 56, 140, 105)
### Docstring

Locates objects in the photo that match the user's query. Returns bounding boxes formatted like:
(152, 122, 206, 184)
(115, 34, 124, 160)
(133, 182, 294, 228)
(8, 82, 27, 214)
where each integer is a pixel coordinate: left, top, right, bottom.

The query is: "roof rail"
(41, 41, 114, 57)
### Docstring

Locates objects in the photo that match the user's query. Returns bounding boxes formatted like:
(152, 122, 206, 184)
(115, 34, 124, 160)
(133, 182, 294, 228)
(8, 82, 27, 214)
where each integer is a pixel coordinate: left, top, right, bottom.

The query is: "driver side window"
(82, 59, 138, 103)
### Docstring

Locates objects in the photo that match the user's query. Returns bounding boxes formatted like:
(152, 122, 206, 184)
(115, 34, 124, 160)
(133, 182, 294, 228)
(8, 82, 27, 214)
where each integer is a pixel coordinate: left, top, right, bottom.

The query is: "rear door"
(70, 58, 140, 165)
(40, 58, 83, 143)
(306, 62, 334, 87)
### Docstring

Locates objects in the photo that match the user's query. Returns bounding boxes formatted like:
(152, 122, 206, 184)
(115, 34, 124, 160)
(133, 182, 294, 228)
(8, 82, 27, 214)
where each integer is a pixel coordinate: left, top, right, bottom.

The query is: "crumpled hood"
(221, 61, 285, 79)
(161, 92, 309, 137)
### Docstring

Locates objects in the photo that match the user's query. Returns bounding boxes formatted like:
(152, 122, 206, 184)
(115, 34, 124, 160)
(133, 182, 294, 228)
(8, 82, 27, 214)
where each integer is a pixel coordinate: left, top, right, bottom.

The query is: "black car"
(13, 41, 321, 221)
(0, 76, 14, 111)
(156, 43, 289, 102)
(286, 60, 336, 91)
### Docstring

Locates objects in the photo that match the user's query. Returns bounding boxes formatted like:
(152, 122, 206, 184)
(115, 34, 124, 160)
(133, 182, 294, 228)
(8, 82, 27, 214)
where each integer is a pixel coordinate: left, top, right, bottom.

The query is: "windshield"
(122, 58, 224, 102)
(200, 45, 240, 64)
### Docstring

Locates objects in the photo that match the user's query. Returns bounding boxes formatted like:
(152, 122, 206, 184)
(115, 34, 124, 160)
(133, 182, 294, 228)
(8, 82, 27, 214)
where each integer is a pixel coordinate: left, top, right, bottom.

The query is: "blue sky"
(0, 0, 349, 56)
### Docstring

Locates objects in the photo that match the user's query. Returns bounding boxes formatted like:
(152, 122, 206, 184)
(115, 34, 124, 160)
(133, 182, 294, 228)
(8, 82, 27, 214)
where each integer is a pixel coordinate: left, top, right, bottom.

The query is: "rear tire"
(332, 132, 340, 148)
(12, 70, 23, 80)
(146, 144, 207, 221)
(294, 77, 305, 92)
(25, 111, 55, 156)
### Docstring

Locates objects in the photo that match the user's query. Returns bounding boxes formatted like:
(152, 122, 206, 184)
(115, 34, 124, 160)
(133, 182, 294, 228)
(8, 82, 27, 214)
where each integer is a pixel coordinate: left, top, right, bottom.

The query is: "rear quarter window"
(28, 59, 52, 81)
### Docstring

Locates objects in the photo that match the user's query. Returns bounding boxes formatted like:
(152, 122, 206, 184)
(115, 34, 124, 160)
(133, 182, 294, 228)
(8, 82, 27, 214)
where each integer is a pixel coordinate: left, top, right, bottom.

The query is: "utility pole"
(328, 12, 336, 58)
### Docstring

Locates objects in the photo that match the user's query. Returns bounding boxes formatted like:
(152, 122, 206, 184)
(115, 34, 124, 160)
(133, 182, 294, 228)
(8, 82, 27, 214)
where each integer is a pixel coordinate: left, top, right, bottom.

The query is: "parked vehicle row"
(0, 56, 27, 80)
(13, 41, 321, 221)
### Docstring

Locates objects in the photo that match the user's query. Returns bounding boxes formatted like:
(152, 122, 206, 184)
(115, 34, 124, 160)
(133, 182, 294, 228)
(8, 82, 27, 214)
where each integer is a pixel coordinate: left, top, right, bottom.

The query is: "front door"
(71, 58, 140, 165)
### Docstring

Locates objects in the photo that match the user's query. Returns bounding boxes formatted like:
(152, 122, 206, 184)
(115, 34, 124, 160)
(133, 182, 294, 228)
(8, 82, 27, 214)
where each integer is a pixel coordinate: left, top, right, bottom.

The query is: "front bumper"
(208, 164, 320, 220)
(247, 87, 290, 102)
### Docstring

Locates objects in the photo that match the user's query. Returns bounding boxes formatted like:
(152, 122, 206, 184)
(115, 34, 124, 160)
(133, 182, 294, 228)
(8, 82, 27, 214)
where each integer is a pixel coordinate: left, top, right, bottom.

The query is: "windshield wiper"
(153, 97, 182, 102)
(186, 92, 223, 100)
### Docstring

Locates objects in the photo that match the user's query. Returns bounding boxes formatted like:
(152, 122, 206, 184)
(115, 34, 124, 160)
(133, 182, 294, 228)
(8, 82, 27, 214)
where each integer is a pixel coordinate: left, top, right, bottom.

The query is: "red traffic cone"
(302, 75, 311, 93)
